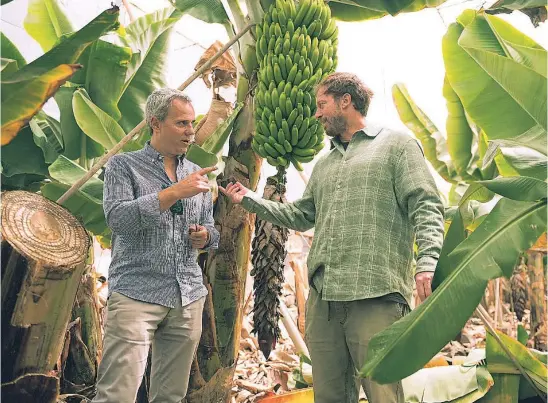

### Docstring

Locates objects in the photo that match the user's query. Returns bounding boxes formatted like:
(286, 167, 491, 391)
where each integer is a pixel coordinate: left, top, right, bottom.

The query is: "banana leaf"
(170, 0, 230, 24)
(392, 83, 457, 183)
(1, 64, 80, 145)
(6, 6, 119, 82)
(360, 196, 547, 384)
(478, 176, 547, 201)
(488, 0, 547, 10)
(328, 0, 447, 21)
(486, 329, 547, 397)
(517, 325, 529, 346)
(43, 155, 107, 237)
(1, 7, 119, 145)
(48, 155, 103, 200)
(29, 116, 62, 164)
(117, 8, 182, 133)
(443, 11, 547, 154)
(186, 144, 218, 168)
(55, 85, 104, 160)
(1, 58, 18, 73)
(73, 88, 139, 151)
(1, 32, 26, 69)
(1, 174, 45, 191)
(1, 125, 49, 177)
(483, 142, 547, 180)
(443, 77, 480, 181)
(77, 40, 133, 121)
(23, 0, 73, 52)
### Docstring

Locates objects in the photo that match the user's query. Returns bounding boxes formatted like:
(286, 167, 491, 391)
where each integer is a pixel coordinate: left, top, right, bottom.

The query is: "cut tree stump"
(1, 191, 90, 398)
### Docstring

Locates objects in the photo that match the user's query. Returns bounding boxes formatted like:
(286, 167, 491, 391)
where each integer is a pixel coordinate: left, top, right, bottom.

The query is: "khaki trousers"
(93, 292, 205, 403)
(305, 287, 406, 403)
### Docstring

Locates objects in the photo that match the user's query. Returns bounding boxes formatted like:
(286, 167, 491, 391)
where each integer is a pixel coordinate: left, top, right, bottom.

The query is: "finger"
(424, 280, 432, 298)
(218, 186, 227, 194)
(417, 281, 426, 302)
(196, 166, 218, 175)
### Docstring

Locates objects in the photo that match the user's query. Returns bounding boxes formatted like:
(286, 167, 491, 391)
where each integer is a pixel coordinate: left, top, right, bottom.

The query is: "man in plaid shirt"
(220, 73, 445, 403)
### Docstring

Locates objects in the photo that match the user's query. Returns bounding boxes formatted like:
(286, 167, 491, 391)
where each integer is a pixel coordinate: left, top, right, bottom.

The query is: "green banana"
(267, 156, 279, 166)
(269, 121, 278, 138)
(264, 91, 273, 110)
(288, 109, 298, 127)
(293, 147, 316, 157)
(281, 120, 290, 140)
(298, 117, 309, 139)
(293, 153, 314, 163)
(274, 107, 283, 127)
(271, 88, 280, 109)
(313, 141, 325, 152)
(290, 125, 299, 145)
(289, 155, 304, 171)
(287, 64, 298, 83)
(264, 142, 280, 158)
(277, 128, 286, 144)
(294, 0, 309, 25)
(279, 92, 287, 115)
(273, 141, 286, 155)
(283, 140, 293, 153)
(297, 127, 313, 148)
(277, 156, 289, 167)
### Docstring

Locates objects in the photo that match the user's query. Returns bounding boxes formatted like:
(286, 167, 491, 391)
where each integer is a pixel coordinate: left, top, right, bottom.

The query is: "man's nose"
(315, 109, 322, 119)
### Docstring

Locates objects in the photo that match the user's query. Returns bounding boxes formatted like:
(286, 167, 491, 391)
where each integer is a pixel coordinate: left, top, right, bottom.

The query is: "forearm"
(159, 187, 181, 212)
(241, 193, 314, 232)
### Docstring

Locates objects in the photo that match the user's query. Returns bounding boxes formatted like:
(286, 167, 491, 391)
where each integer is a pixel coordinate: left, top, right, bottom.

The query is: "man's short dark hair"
(317, 73, 374, 117)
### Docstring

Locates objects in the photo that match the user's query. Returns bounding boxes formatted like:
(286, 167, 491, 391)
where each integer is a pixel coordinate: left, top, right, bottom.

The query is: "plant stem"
(56, 23, 255, 206)
(226, 0, 247, 32)
(79, 133, 87, 168)
(245, 0, 264, 23)
(475, 304, 545, 399)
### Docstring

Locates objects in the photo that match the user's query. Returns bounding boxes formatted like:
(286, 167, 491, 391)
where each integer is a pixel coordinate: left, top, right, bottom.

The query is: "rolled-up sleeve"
(200, 190, 219, 250)
(103, 156, 161, 234)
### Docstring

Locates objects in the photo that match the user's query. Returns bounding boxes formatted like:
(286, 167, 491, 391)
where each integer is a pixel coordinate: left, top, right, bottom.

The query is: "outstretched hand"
(218, 181, 249, 204)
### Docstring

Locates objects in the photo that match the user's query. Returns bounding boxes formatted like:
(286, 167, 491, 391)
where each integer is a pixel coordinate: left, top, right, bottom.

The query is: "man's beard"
(322, 114, 348, 138)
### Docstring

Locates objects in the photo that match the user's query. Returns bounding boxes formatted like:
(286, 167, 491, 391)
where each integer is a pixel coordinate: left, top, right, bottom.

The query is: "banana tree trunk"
(1, 191, 90, 400)
(188, 91, 262, 402)
(528, 248, 547, 351)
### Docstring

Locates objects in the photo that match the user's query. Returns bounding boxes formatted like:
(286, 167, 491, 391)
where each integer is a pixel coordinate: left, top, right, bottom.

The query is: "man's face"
(152, 99, 196, 155)
(315, 87, 348, 138)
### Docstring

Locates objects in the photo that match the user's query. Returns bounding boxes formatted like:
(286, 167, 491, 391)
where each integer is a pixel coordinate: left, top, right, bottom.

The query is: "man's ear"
(340, 93, 352, 110)
(150, 116, 161, 134)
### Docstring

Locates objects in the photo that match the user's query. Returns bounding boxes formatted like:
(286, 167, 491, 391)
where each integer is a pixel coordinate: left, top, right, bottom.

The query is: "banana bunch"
(252, 0, 338, 171)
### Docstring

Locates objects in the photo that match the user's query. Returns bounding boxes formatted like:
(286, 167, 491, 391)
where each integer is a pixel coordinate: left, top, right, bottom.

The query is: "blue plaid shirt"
(103, 142, 220, 308)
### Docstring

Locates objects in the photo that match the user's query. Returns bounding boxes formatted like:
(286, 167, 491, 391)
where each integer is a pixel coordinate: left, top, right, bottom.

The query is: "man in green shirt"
(220, 72, 445, 403)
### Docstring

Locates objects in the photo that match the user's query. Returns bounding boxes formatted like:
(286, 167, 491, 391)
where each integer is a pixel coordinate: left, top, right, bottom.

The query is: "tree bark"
(528, 250, 547, 351)
(1, 191, 90, 400)
(190, 91, 262, 402)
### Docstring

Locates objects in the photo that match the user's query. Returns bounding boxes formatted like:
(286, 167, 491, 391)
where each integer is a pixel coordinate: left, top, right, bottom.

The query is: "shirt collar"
(143, 141, 186, 162)
(331, 120, 383, 151)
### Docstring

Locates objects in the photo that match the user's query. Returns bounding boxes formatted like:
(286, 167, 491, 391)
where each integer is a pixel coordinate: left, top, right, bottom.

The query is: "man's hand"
(415, 272, 434, 302)
(218, 181, 249, 204)
(189, 224, 209, 249)
(173, 166, 217, 199)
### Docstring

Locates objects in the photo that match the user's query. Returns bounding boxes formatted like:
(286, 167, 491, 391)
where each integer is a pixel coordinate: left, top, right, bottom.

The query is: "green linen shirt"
(242, 122, 445, 305)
